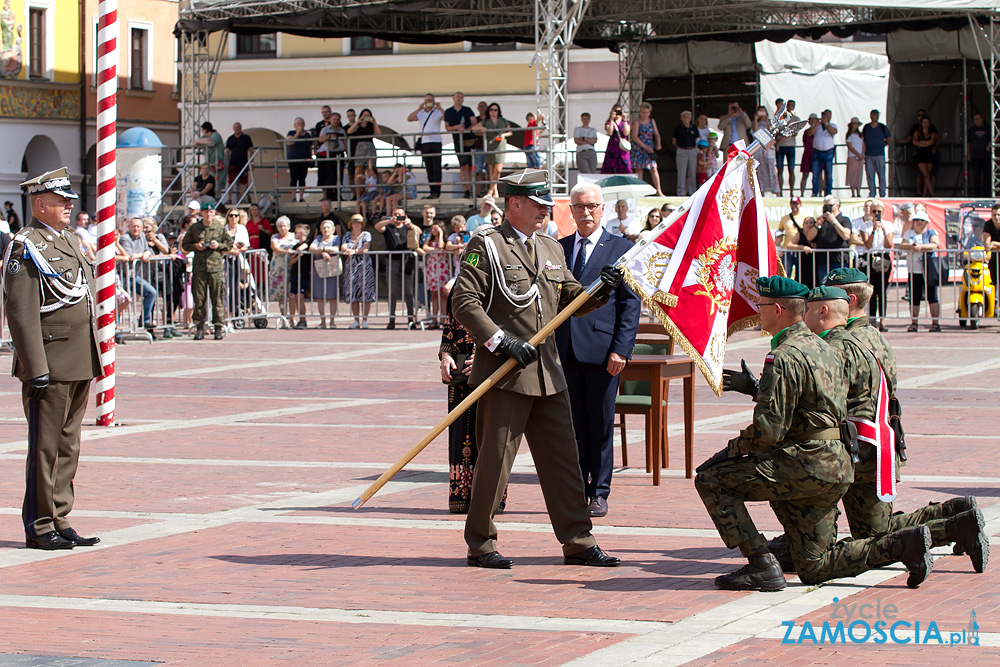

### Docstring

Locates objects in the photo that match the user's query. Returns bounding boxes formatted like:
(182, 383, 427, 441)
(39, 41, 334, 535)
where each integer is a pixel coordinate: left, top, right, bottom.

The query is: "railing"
(216, 147, 263, 210)
(777, 246, 1000, 326)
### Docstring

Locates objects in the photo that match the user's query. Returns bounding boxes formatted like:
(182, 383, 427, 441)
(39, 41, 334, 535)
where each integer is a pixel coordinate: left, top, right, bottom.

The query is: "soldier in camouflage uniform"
(702, 277, 934, 591)
(824, 268, 987, 573)
(182, 213, 233, 340)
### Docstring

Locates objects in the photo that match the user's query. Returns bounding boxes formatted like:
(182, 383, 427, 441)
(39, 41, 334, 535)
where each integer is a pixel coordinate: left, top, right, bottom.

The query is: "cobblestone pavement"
(0, 321, 997, 665)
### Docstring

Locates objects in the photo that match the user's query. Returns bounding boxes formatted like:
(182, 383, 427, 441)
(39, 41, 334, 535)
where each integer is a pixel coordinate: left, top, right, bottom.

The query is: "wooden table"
(620, 354, 696, 484)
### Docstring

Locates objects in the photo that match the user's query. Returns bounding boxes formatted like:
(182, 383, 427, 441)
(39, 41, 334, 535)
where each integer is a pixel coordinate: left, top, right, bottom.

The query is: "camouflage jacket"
(823, 326, 878, 423)
(181, 220, 233, 273)
(728, 320, 852, 484)
(845, 316, 897, 394)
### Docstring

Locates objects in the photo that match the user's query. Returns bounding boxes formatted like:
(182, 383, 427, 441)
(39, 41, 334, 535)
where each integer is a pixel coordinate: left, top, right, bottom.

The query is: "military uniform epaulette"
(473, 225, 499, 236)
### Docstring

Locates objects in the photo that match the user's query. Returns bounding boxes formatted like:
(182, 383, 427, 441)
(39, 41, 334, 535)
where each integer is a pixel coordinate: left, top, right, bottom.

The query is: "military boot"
(715, 551, 786, 592)
(947, 508, 989, 573)
(214, 326, 224, 340)
(193, 327, 205, 341)
(766, 534, 796, 573)
(941, 497, 977, 555)
(888, 526, 933, 589)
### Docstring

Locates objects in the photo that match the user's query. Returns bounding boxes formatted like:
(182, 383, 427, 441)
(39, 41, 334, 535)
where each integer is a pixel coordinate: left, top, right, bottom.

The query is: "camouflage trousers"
(192, 270, 225, 328)
(696, 456, 908, 585)
(843, 482, 949, 547)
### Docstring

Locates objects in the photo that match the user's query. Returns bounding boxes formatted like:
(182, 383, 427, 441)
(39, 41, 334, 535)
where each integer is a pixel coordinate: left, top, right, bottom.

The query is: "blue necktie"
(573, 238, 590, 280)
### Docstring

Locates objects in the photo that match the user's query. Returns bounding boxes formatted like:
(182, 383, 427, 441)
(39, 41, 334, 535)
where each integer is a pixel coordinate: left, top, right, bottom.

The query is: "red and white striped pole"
(94, 0, 117, 426)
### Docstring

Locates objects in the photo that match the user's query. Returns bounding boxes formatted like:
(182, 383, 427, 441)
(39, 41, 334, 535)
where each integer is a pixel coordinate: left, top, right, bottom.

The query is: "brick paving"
(0, 322, 997, 665)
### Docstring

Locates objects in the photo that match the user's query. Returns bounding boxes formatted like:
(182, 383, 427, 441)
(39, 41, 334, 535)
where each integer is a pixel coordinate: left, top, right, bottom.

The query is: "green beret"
(756, 276, 809, 299)
(822, 267, 868, 286)
(807, 285, 850, 302)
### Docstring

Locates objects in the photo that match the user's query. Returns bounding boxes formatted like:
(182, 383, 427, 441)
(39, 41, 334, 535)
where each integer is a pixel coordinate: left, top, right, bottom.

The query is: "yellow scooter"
(958, 246, 995, 329)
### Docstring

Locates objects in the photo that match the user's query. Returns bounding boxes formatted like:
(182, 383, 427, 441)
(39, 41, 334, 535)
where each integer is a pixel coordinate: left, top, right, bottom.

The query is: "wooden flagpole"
(351, 285, 597, 509)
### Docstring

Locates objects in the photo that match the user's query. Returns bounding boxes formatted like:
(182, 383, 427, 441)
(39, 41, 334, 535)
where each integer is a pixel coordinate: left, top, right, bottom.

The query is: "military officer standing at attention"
(182, 210, 233, 340)
(452, 169, 624, 569)
(698, 277, 934, 591)
(823, 268, 987, 573)
(2, 168, 102, 550)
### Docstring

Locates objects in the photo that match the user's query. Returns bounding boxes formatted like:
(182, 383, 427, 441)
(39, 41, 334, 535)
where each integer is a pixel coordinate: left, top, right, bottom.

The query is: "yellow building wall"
(51, 0, 80, 83)
(279, 34, 343, 58)
(213, 61, 535, 100)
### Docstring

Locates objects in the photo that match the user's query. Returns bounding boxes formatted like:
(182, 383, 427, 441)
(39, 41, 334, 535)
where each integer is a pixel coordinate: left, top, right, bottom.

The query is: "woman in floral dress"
(340, 213, 376, 329)
(601, 104, 632, 174)
(421, 222, 451, 329)
(268, 216, 298, 327)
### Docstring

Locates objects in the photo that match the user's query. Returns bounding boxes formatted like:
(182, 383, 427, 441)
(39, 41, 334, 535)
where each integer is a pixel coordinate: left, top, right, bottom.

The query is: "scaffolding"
(176, 1, 1000, 194)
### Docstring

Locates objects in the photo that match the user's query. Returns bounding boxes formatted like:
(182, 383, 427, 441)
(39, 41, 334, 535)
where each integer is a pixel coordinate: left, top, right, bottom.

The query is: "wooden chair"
(615, 327, 674, 471)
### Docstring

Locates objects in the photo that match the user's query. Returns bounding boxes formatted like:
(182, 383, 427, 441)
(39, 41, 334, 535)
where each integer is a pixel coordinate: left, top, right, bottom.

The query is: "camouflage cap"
(756, 275, 809, 299)
(823, 267, 868, 286)
(807, 285, 850, 302)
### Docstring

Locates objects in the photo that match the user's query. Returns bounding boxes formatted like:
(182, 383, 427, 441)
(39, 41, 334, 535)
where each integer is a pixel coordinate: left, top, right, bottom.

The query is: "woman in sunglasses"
(601, 105, 632, 174)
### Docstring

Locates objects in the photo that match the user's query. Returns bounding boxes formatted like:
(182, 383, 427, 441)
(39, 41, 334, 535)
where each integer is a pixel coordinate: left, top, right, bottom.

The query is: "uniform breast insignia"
(6, 258, 19, 275)
(505, 264, 522, 270)
(543, 260, 563, 270)
(466, 252, 480, 267)
(33, 242, 47, 252)
(508, 281, 520, 294)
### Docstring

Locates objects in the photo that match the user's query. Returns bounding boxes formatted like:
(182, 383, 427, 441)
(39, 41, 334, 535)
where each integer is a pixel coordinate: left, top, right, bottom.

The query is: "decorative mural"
(0, 0, 22, 80)
(0, 83, 80, 119)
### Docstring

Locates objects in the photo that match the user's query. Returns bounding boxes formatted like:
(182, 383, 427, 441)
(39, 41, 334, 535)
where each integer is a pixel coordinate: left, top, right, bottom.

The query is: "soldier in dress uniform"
(823, 268, 988, 573)
(698, 277, 934, 591)
(2, 167, 102, 550)
(452, 168, 623, 569)
(182, 212, 233, 340)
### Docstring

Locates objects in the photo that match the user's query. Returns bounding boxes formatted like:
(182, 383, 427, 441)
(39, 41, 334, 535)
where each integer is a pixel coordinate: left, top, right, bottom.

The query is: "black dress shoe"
(57, 527, 100, 547)
(588, 496, 609, 517)
(564, 545, 621, 567)
(26, 531, 75, 550)
(467, 551, 514, 569)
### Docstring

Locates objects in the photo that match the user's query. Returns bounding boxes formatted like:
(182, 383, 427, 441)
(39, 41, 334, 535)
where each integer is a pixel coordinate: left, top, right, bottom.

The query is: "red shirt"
(524, 119, 538, 148)
(245, 217, 273, 249)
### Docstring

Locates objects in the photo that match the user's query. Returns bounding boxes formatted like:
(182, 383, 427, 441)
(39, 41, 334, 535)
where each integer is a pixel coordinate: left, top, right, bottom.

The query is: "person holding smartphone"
(408, 94, 445, 199)
(601, 105, 631, 174)
(851, 201, 894, 331)
(718, 101, 752, 155)
(375, 208, 419, 329)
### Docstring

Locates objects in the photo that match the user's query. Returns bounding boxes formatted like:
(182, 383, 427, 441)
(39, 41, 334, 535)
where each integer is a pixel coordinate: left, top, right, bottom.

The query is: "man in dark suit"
(556, 183, 640, 517)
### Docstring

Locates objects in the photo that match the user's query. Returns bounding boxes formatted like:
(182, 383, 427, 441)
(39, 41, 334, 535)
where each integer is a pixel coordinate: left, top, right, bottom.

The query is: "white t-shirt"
(574, 126, 597, 153)
(902, 227, 937, 274)
(228, 224, 251, 249)
(813, 123, 838, 151)
(75, 224, 96, 247)
(415, 108, 444, 144)
(846, 133, 863, 158)
(606, 216, 641, 238)
(852, 216, 899, 254)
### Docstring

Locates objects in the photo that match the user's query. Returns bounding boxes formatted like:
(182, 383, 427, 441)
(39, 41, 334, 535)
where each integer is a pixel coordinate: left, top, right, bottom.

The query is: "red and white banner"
(847, 363, 897, 502)
(621, 143, 781, 395)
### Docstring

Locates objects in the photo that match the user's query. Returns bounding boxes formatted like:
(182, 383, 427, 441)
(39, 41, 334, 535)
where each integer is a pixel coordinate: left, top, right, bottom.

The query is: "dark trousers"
(868, 267, 890, 319)
(971, 158, 990, 197)
(22, 379, 90, 537)
(420, 142, 443, 198)
(563, 351, 619, 500)
(387, 255, 414, 320)
(465, 387, 596, 556)
(193, 269, 225, 328)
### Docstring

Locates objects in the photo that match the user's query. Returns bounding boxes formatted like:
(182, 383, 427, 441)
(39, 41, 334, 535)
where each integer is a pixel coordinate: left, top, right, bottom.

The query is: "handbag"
(445, 353, 470, 386)
(612, 122, 631, 152)
(314, 255, 343, 278)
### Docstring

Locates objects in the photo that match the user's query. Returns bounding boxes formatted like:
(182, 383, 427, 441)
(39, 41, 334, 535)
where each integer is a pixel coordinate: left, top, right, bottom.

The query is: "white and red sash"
(846, 361, 896, 502)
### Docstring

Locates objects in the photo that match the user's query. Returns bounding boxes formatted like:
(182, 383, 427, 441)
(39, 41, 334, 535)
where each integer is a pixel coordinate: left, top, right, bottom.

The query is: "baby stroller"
(230, 253, 269, 329)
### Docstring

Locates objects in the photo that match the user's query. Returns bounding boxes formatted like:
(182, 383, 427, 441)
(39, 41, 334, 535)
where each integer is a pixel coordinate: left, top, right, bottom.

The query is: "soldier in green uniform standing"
(2, 168, 102, 550)
(823, 268, 988, 573)
(699, 276, 934, 591)
(452, 169, 623, 569)
(182, 211, 233, 340)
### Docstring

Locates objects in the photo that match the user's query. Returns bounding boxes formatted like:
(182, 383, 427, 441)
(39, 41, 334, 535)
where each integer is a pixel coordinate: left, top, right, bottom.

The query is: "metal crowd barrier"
(0, 282, 11, 352)
(777, 246, 1000, 327)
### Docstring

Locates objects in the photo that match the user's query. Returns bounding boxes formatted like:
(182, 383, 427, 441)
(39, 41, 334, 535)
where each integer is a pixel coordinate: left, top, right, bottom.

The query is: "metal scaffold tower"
(533, 0, 591, 194)
(616, 31, 646, 123)
(968, 13, 1000, 197)
(179, 5, 228, 189)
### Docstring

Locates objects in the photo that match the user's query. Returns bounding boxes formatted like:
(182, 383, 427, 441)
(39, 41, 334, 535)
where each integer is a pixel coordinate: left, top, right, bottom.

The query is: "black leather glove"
(496, 334, 538, 369)
(695, 448, 731, 474)
(721, 359, 759, 398)
(593, 264, 623, 300)
(27, 373, 49, 401)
